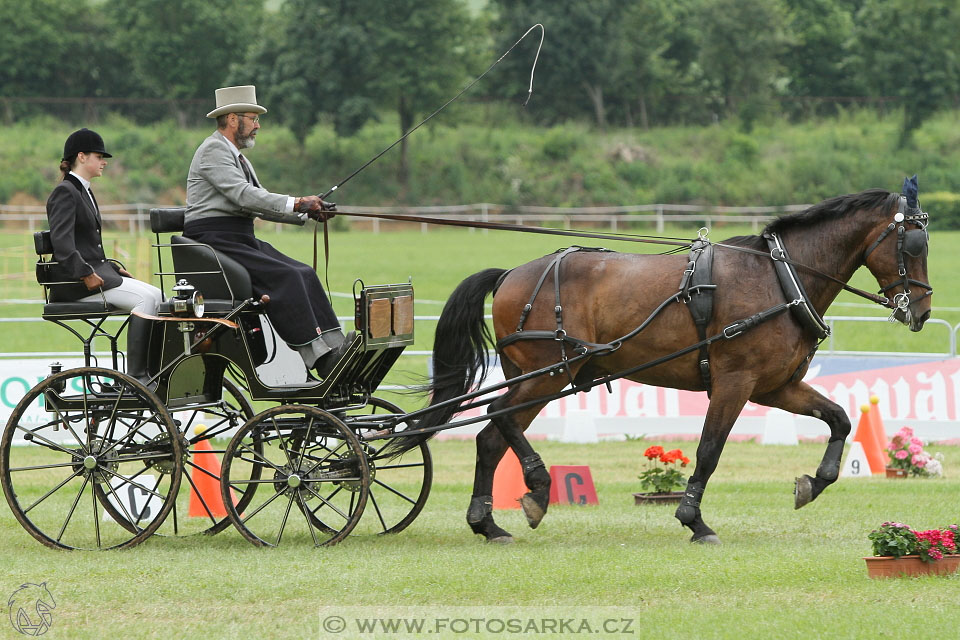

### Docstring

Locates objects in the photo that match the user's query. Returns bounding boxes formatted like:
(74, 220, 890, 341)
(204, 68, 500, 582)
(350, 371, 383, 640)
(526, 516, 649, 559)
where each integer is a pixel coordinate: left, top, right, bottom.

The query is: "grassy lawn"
(1, 439, 958, 639)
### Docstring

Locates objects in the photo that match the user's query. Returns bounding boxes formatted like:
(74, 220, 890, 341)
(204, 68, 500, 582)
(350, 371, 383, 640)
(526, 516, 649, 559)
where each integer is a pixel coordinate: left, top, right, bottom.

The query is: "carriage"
(0, 207, 430, 550)
(1, 183, 933, 550)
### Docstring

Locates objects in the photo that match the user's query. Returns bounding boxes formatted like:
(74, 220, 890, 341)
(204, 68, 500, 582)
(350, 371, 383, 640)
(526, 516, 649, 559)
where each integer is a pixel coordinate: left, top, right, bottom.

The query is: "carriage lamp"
(171, 279, 204, 318)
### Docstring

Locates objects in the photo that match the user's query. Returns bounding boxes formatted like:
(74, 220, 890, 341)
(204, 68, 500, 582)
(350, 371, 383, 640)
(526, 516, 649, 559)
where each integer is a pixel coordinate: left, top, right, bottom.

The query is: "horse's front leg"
(675, 381, 753, 544)
(752, 381, 851, 508)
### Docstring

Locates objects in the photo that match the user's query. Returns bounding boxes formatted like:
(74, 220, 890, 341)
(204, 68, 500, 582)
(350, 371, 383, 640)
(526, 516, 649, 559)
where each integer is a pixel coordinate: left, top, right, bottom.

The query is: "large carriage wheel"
(344, 397, 432, 535)
(220, 405, 369, 547)
(158, 378, 259, 537)
(0, 367, 182, 550)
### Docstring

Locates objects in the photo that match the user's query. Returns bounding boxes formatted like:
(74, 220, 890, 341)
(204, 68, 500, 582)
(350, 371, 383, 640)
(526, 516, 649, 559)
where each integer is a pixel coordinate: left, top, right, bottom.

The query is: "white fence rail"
(0, 202, 812, 234)
(1, 314, 958, 359)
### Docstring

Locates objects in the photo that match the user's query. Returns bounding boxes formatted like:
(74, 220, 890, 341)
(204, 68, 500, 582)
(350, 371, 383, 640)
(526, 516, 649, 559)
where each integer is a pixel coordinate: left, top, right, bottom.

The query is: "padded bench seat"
(42, 301, 124, 320)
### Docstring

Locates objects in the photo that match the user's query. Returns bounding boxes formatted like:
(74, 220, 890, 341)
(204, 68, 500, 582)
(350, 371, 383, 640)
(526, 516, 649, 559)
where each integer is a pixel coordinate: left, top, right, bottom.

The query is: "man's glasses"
(236, 114, 260, 124)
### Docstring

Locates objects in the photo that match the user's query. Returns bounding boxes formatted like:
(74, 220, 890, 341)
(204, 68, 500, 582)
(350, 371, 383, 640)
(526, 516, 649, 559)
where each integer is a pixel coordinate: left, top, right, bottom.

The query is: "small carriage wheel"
(0, 367, 182, 550)
(343, 397, 433, 535)
(220, 405, 369, 547)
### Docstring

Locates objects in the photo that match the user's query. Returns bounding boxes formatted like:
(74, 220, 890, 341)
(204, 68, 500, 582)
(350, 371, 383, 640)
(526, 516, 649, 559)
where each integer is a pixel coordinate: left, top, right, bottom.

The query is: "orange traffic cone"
(492, 448, 526, 509)
(854, 405, 886, 475)
(867, 395, 889, 460)
(188, 425, 235, 518)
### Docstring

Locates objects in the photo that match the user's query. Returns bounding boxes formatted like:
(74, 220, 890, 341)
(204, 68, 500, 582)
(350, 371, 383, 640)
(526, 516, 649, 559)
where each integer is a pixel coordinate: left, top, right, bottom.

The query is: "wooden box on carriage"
(355, 282, 415, 347)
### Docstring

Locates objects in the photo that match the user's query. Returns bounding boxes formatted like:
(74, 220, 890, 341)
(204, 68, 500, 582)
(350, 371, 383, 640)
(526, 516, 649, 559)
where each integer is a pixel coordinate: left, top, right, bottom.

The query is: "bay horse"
(391, 185, 932, 544)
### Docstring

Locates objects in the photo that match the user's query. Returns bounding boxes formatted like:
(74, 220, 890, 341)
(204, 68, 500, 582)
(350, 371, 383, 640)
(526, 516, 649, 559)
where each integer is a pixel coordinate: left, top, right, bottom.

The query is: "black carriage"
(0, 208, 429, 550)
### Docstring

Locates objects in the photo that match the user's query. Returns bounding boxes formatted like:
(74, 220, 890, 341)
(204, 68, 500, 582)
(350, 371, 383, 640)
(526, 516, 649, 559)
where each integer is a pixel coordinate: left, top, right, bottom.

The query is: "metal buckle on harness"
(722, 323, 743, 339)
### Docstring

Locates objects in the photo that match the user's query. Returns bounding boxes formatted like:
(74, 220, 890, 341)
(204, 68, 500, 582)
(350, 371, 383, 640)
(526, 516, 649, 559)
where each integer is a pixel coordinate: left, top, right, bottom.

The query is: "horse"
(390, 185, 932, 544)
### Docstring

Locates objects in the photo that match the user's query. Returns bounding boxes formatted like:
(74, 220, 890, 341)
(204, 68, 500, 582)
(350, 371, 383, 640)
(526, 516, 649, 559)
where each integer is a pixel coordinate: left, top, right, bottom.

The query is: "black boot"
(125, 315, 155, 386)
(314, 331, 356, 379)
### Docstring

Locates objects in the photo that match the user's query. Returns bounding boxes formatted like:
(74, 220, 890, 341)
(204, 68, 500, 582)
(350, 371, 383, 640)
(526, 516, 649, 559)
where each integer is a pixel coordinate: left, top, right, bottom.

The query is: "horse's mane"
(722, 189, 897, 249)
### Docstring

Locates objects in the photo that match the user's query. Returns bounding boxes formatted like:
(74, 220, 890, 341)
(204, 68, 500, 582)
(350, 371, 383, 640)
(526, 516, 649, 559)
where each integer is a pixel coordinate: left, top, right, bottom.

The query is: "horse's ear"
(901, 174, 919, 207)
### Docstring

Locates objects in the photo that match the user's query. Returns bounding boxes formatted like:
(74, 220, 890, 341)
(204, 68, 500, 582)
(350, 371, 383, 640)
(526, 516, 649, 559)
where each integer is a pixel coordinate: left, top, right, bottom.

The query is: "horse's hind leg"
(487, 400, 553, 530)
(467, 423, 515, 543)
(752, 381, 851, 508)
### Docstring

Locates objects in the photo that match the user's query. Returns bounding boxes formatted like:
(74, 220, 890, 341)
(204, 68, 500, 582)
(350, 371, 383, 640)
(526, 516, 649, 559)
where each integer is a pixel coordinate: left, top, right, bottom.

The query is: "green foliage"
(7, 108, 960, 220)
(868, 522, 919, 558)
(107, 0, 262, 115)
(0, 0, 109, 103)
(850, 0, 960, 143)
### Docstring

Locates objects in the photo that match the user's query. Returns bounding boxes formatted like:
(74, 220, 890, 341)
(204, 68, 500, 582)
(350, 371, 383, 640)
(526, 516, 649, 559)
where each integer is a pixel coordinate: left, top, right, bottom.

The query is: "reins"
(329, 207, 903, 310)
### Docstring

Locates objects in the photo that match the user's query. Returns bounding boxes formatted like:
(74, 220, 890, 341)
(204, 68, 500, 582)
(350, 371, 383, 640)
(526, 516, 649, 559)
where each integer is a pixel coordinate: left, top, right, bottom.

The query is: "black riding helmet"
(62, 128, 112, 161)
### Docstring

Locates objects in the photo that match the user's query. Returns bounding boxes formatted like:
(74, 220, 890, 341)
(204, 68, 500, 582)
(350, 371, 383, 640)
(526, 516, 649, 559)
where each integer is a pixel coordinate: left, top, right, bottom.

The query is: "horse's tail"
(384, 267, 507, 456)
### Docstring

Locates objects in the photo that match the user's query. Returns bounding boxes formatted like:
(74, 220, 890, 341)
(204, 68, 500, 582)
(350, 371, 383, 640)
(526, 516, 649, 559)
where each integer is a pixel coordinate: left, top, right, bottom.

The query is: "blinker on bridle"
(863, 195, 932, 314)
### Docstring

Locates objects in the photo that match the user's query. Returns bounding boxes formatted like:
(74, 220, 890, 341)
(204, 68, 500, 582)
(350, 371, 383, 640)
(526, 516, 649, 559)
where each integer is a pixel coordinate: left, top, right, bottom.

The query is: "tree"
(695, 0, 791, 128)
(617, 0, 702, 128)
(107, 0, 262, 125)
(0, 0, 113, 120)
(242, 0, 481, 193)
(851, 0, 960, 144)
(780, 0, 859, 116)
(489, 0, 629, 128)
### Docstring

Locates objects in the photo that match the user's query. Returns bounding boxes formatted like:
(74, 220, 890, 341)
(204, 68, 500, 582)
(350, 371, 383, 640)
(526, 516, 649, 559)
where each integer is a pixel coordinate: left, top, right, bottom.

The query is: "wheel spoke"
(57, 475, 89, 543)
(372, 477, 417, 505)
(22, 470, 83, 514)
(237, 483, 286, 525)
(297, 492, 321, 547)
(275, 492, 296, 546)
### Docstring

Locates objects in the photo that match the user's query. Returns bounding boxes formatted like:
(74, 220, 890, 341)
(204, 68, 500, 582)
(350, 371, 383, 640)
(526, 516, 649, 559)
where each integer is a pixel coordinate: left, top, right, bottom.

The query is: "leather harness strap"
(678, 239, 717, 395)
(764, 232, 831, 339)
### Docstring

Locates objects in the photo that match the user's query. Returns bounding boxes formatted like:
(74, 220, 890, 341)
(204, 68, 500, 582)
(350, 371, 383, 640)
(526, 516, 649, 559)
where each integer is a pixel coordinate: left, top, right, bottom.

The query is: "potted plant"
(885, 426, 944, 478)
(864, 522, 960, 578)
(633, 445, 690, 505)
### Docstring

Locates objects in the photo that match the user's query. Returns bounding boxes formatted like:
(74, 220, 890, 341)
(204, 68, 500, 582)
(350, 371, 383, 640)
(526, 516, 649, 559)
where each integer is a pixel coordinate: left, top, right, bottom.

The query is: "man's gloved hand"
(296, 195, 337, 222)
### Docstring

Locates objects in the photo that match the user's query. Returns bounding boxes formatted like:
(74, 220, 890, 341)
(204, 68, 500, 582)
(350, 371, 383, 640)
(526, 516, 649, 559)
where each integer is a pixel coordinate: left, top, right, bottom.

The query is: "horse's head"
(863, 176, 932, 332)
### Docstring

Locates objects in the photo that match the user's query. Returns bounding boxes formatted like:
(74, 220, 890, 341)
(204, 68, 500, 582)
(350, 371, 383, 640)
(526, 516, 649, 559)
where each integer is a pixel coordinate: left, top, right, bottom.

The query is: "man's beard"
(236, 119, 256, 149)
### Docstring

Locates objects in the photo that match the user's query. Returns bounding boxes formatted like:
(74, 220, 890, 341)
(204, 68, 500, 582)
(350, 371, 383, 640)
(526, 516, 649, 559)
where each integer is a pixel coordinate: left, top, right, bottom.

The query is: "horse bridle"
(863, 195, 933, 314)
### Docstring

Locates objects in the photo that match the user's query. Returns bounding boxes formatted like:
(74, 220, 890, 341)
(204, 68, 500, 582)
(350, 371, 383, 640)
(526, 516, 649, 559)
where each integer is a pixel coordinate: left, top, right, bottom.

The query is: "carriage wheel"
(0, 367, 182, 550)
(220, 405, 369, 547)
(343, 397, 432, 535)
(158, 378, 259, 536)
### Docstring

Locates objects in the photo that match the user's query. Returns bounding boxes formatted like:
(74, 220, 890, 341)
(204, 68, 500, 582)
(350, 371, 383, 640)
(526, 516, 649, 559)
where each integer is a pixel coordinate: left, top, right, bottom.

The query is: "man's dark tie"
(238, 154, 259, 187)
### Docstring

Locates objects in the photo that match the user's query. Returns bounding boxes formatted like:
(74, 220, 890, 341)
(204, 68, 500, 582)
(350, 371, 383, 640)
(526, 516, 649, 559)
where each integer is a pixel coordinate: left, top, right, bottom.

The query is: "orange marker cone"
(867, 395, 889, 461)
(854, 405, 886, 475)
(492, 448, 526, 509)
(188, 425, 235, 518)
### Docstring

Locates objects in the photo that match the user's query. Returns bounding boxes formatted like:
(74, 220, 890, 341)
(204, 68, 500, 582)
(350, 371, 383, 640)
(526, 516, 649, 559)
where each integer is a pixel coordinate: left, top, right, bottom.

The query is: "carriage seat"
(150, 207, 253, 311)
(34, 230, 124, 320)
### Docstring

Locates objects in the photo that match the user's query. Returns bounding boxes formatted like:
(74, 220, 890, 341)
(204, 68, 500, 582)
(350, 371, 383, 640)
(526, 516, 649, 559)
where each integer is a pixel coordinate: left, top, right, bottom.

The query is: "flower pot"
(633, 491, 684, 505)
(864, 555, 960, 578)
(885, 466, 908, 479)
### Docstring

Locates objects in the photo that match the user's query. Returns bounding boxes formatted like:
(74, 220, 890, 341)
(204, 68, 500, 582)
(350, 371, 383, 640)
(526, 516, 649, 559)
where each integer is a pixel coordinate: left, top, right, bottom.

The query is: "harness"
(488, 194, 932, 398)
(677, 236, 717, 393)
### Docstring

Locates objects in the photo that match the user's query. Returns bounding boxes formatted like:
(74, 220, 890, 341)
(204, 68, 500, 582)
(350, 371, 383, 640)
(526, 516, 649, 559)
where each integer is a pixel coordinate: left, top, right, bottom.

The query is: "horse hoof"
(520, 494, 546, 529)
(691, 534, 721, 545)
(794, 475, 814, 509)
(487, 535, 514, 544)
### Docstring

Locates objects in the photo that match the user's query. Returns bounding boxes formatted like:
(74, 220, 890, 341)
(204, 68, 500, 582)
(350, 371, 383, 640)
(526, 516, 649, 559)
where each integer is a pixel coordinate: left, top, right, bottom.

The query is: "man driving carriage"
(183, 85, 351, 379)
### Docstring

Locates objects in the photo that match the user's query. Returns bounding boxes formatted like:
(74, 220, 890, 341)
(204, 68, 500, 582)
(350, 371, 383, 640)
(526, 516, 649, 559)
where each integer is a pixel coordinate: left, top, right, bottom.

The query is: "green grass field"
(1, 439, 958, 639)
